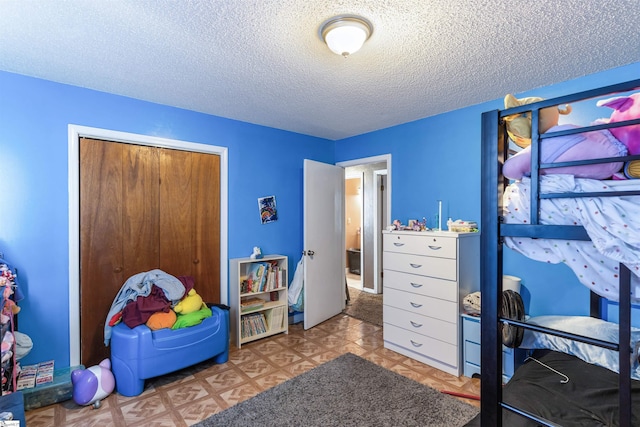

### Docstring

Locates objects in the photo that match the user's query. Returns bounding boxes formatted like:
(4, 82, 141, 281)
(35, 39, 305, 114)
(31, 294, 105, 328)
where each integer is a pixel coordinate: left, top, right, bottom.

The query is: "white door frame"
(337, 154, 391, 294)
(372, 169, 387, 294)
(68, 124, 228, 366)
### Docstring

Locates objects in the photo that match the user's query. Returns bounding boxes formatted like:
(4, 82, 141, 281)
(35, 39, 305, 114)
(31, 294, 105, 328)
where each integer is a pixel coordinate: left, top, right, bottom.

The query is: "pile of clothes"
(104, 269, 211, 346)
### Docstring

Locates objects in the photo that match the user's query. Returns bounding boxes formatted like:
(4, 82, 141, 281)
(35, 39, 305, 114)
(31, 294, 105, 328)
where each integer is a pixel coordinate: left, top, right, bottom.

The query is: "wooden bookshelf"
(230, 255, 288, 347)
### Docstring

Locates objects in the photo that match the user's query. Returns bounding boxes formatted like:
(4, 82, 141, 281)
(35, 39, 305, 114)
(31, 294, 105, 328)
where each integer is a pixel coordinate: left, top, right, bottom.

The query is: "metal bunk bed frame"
(479, 78, 640, 427)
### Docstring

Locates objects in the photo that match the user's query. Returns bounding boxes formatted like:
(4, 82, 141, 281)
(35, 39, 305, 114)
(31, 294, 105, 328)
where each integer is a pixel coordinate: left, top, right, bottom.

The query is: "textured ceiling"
(0, 1, 639, 140)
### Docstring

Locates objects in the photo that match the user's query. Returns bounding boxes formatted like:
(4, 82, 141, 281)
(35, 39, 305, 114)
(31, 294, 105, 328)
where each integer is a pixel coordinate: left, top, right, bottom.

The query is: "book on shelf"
(240, 297, 264, 312)
(245, 262, 269, 293)
(265, 305, 285, 330)
(241, 312, 267, 338)
(263, 264, 285, 292)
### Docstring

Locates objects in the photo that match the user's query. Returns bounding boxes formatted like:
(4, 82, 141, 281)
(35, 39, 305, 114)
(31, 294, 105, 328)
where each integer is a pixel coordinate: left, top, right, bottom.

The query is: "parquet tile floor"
(25, 314, 480, 426)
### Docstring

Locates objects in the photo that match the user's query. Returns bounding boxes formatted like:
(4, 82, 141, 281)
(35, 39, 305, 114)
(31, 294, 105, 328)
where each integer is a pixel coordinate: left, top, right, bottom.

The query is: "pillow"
(520, 315, 640, 379)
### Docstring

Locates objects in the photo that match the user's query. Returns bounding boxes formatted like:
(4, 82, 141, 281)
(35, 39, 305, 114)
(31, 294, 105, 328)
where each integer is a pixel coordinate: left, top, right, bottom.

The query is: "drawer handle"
(428, 245, 442, 250)
(410, 282, 422, 288)
(410, 340, 423, 348)
(410, 321, 423, 328)
(409, 263, 422, 268)
(393, 242, 405, 247)
(410, 302, 423, 308)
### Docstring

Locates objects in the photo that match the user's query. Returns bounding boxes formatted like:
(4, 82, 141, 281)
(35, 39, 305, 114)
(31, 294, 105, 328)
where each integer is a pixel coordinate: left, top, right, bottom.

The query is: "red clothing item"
(177, 276, 195, 295)
(122, 285, 171, 328)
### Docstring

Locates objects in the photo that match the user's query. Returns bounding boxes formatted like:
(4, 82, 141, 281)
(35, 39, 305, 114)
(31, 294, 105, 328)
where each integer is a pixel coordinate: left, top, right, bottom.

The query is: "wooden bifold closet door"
(80, 138, 220, 367)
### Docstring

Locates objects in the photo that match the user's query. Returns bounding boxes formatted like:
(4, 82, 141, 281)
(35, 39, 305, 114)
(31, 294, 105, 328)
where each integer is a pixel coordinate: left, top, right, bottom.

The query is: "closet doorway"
(68, 125, 229, 367)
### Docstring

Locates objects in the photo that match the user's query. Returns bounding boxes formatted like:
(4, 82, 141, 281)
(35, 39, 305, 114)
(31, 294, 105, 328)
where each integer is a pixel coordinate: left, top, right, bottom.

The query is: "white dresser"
(382, 230, 480, 376)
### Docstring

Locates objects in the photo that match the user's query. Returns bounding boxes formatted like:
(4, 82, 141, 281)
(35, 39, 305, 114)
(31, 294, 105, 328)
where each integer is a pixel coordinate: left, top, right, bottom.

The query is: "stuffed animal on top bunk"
(502, 92, 640, 180)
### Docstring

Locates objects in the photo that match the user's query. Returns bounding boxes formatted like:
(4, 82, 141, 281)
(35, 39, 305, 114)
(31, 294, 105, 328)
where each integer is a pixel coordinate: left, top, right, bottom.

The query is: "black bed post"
(619, 264, 632, 427)
(480, 109, 502, 426)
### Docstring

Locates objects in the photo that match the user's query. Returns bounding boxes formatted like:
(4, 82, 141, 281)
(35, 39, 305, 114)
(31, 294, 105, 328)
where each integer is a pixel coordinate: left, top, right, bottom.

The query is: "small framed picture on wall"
(258, 195, 278, 224)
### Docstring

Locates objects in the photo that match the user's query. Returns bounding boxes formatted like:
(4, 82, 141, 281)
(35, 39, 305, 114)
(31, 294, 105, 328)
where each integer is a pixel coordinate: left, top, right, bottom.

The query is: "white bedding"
(502, 175, 640, 303)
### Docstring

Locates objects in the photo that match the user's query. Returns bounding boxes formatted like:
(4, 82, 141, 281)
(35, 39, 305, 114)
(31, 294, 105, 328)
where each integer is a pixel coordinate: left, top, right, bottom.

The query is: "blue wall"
(0, 71, 333, 368)
(336, 61, 640, 323)
(2, 61, 639, 370)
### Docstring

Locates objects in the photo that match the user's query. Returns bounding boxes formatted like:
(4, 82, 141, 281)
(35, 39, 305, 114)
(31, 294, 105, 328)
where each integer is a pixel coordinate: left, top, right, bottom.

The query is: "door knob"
(307, 250, 315, 256)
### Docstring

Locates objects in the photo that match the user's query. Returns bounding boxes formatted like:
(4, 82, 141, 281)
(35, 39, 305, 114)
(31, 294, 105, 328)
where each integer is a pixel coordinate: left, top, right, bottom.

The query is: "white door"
(303, 159, 345, 329)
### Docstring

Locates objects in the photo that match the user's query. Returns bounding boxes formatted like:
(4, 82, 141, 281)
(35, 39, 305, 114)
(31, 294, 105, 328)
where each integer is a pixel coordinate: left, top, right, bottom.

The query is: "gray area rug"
(194, 353, 479, 427)
(343, 286, 383, 326)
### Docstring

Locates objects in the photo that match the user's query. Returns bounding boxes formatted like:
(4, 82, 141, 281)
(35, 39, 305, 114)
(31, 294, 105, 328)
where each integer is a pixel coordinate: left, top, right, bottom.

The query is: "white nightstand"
(461, 313, 526, 383)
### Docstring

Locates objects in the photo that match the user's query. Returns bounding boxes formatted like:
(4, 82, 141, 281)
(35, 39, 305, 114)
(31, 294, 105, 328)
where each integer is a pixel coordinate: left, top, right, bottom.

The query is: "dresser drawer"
(384, 233, 457, 258)
(384, 323, 458, 366)
(383, 305, 457, 345)
(384, 288, 457, 322)
(383, 252, 457, 281)
(462, 315, 481, 344)
(464, 341, 517, 376)
(384, 270, 457, 301)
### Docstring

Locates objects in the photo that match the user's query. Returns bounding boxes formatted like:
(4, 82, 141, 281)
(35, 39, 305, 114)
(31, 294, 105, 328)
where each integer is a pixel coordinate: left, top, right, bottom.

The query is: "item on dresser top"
(448, 220, 478, 232)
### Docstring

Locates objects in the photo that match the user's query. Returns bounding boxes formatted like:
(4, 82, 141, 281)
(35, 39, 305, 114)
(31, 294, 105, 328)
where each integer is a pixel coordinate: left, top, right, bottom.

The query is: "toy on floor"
(71, 358, 115, 408)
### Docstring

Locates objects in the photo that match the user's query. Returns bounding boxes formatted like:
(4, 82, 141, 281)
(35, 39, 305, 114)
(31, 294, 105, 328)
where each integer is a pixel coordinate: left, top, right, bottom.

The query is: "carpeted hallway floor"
(343, 285, 383, 326)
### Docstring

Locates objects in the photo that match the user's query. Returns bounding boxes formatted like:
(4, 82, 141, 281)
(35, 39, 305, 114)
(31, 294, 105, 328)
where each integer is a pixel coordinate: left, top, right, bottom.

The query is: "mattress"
(465, 349, 640, 426)
(501, 175, 640, 303)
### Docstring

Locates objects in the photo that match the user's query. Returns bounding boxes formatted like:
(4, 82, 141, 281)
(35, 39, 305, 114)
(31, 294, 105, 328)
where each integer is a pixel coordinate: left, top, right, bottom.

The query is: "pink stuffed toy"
(598, 94, 640, 178)
(503, 92, 640, 180)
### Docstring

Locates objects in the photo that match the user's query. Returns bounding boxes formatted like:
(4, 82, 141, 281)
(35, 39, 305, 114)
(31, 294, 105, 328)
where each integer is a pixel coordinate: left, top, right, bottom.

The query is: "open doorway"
(341, 158, 389, 294)
(338, 155, 390, 326)
(345, 172, 363, 290)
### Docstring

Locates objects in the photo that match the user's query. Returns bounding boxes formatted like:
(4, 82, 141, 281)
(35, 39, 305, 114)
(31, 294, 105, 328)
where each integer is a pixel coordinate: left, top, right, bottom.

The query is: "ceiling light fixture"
(320, 15, 372, 57)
